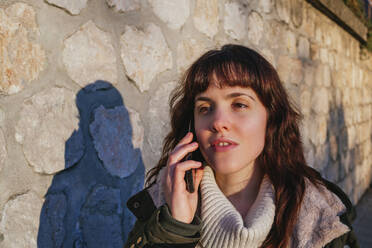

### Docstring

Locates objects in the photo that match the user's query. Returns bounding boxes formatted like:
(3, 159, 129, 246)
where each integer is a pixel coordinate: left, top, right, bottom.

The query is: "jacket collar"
(290, 179, 350, 248)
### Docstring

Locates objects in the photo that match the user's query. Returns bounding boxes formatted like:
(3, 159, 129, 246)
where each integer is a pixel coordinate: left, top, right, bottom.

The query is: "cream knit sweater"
(196, 166, 275, 248)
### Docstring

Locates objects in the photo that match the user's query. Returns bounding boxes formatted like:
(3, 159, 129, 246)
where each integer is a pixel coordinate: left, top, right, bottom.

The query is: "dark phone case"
(183, 153, 195, 193)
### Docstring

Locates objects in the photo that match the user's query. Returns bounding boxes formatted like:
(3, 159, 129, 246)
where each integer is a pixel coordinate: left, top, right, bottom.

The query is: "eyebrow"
(195, 92, 256, 102)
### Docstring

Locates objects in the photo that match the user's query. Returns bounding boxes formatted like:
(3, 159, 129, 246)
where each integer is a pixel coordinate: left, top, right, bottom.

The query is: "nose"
(210, 108, 230, 133)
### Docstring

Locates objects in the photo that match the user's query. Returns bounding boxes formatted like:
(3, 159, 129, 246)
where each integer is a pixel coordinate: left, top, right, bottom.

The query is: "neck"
(215, 163, 264, 217)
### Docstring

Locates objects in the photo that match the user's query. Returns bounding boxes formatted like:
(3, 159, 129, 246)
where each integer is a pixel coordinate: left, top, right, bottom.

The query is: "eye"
(233, 102, 248, 109)
(196, 104, 211, 114)
(198, 106, 210, 114)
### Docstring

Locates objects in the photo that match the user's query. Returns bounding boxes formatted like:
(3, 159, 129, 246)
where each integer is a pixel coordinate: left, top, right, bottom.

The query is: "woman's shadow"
(37, 81, 145, 248)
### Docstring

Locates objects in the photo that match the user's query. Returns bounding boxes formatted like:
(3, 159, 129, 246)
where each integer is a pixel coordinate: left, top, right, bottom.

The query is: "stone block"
(300, 90, 311, 116)
(338, 128, 349, 154)
(277, 56, 303, 85)
(324, 162, 339, 182)
(276, 0, 290, 24)
(46, 0, 87, 15)
(258, 0, 273, 13)
(0, 3, 46, 95)
(350, 88, 359, 106)
(290, 0, 304, 27)
(314, 143, 330, 171)
(301, 5, 315, 37)
(354, 162, 369, 186)
(303, 142, 315, 168)
(355, 108, 362, 124)
(298, 36, 310, 59)
(361, 106, 370, 122)
(303, 63, 315, 87)
(177, 39, 206, 73)
(282, 29, 297, 56)
(148, 81, 178, 158)
(0, 191, 43, 248)
(311, 87, 329, 114)
(319, 48, 329, 64)
(149, 0, 190, 30)
(347, 125, 356, 149)
(315, 64, 331, 87)
(314, 26, 324, 44)
(15, 87, 79, 174)
(360, 145, 370, 169)
(0, 129, 6, 173)
(343, 107, 354, 127)
(0, 107, 4, 127)
(309, 115, 327, 146)
(120, 23, 172, 92)
(329, 134, 338, 161)
(262, 21, 278, 50)
(193, 0, 219, 38)
(106, 0, 141, 12)
(247, 11, 264, 45)
(310, 43, 320, 61)
(224, 2, 247, 40)
(127, 107, 144, 151)
(342, 89, 351, 107)
(63, 21, 117, 87)
(361, 122, 371, 143)
(89, 105, 143, 178)
(362, 89, 372, 104)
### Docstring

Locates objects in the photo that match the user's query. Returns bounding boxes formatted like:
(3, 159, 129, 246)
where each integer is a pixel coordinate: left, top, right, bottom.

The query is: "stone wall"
(0, 0, 371, 247)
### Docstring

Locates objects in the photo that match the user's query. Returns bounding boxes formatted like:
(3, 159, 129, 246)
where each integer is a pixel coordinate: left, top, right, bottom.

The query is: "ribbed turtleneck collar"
(198, 165, 276, 248)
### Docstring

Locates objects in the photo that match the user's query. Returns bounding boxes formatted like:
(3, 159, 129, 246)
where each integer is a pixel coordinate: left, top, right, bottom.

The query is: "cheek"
(242, 114, 267, 148)
(194, 117, 206, 142)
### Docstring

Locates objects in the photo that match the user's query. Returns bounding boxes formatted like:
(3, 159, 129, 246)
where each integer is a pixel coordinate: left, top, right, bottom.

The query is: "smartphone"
(184, 155, 195, 193)
(183, 122, 196, 193)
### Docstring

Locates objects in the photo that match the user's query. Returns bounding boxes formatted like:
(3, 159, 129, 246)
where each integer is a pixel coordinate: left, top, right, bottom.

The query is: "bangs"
(187, 49, 264, 99)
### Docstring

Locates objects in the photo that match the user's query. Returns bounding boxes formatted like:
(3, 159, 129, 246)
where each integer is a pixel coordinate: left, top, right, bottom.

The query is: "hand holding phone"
(164, 131, 203, 223)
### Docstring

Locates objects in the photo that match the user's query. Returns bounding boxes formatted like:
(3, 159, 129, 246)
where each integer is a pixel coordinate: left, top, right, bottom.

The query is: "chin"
(207, 159, 243, 175)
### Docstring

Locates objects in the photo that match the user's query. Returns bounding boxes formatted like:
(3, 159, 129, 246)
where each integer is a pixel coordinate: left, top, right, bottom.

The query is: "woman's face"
(194, 84, 268, 176)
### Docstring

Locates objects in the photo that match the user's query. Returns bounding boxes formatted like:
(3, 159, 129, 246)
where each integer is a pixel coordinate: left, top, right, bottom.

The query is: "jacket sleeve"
(322, 179, 360, 248)
(124, 189, 202, 248)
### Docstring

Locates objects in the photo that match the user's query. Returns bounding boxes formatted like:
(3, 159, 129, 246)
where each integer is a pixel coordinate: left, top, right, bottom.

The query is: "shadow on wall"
(37, 81, 145, 248)
(325, 104, 348, 183)
(326, 101, 362, 204)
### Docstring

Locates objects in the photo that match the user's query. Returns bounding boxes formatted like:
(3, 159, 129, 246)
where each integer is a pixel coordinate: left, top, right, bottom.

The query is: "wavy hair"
(146, 44, 323, 247)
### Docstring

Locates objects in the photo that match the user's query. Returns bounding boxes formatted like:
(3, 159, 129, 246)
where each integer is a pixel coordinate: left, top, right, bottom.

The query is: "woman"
(125, 45, 359, 248)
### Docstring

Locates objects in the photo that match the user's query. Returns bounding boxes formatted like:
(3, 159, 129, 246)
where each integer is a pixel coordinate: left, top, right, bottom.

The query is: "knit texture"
(197, 166, 275, 248)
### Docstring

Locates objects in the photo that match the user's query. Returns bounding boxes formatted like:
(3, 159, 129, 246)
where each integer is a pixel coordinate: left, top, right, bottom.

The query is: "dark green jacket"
(124, 179, 359, 248)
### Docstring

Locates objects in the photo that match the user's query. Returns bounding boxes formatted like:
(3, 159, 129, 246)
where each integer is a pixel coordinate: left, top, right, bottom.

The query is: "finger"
(168, 142, 199, 165)
(194, 167, 204, 190)
(173, 160, 202, 187)
(174, 132, 194, 150)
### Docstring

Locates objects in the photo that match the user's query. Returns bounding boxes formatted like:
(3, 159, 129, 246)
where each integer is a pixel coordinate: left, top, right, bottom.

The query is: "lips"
(210, 138, 238, 152)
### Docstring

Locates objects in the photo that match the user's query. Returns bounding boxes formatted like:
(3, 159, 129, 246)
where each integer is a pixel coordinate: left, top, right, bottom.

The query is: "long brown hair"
(146, 44, 323, 247)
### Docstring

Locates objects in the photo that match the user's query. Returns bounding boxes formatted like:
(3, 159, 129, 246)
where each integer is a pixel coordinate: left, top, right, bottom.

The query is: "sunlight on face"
(194, 84, 267, 177)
